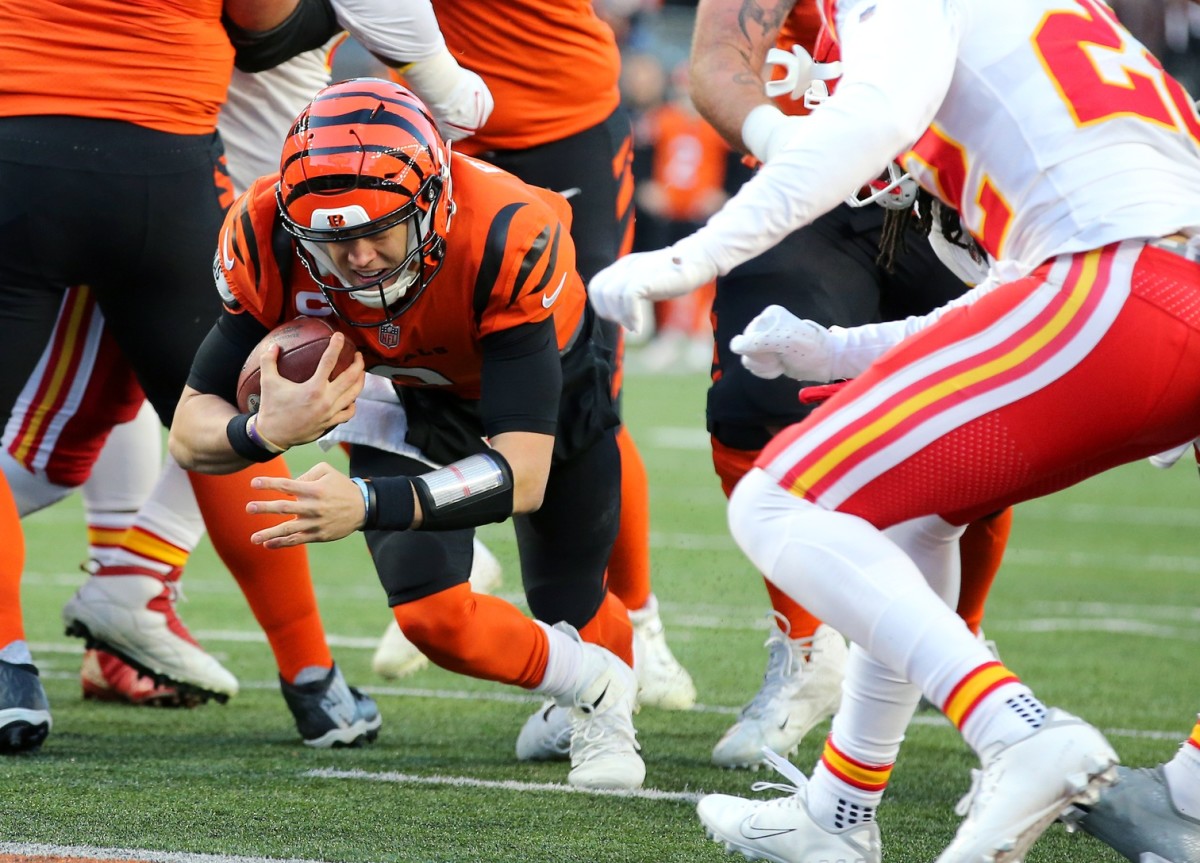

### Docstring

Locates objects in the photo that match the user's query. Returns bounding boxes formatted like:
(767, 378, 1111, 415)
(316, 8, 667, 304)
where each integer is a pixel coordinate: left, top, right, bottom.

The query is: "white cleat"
(936, 708, 1120, 863)
(697, 749, 881, 863)
(372, 538, 503, 680)
(554, 623, 646, 790)
(713, 619, 847, 769)
(371, 619, 428, 680)
(630, 593, 696, 711)
(515, 699, 572, 762)
(62, 567, 238, 703)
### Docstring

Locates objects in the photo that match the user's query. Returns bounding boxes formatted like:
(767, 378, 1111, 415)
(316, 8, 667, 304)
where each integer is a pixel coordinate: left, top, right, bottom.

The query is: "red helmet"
(276, 78, 453, 326)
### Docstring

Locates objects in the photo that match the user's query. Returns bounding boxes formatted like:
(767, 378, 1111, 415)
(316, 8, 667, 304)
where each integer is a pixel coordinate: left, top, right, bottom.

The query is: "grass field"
(2, 360, 1197, 863)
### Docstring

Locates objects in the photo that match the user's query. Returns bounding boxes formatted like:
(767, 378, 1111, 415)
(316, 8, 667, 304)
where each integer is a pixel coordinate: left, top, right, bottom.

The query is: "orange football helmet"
(277, 78, 453, 326)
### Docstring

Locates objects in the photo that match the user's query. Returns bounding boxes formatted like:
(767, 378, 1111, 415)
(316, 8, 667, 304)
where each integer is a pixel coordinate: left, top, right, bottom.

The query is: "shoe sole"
(64, 619, 231, 705)
(303, 718, 383, 749)
(0, 714, 50, 755)
(701, 824, 794, 863)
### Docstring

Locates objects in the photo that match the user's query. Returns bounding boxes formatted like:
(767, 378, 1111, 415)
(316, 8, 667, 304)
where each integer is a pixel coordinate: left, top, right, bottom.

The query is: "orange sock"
(713, 436, 824, 639)
(606, 425, 652, 611)
(392, 583, 549, 688)
(0, 474, 25, 648)
(189, 461, 333, 682)
(577, 588, 634, 667)
(957, 507, 1012, 635)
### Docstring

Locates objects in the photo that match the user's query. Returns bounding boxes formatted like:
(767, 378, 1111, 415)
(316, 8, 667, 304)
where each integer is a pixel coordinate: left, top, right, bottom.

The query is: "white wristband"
(741, 104, 790, 164)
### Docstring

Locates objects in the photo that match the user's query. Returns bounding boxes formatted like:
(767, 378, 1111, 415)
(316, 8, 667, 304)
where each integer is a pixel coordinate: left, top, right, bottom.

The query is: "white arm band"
(828, 273, 1004, 379)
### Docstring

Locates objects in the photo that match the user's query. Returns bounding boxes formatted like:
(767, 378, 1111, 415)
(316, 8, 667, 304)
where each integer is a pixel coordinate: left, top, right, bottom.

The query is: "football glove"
(729, 304, 835, 382)
(400, 49, 494, 142)
(588, 239, 719, 335)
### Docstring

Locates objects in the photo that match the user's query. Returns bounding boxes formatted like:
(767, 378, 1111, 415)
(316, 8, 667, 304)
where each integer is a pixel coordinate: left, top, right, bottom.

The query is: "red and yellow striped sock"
(807, 736, 891, 829)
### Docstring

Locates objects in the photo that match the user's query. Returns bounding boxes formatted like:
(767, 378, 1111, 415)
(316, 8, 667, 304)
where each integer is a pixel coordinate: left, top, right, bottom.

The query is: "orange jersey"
(428, 0, 621, 154)
(0, 0, 232, 135)
(646, 104, 730, 222)
(218, 155, 586, 400)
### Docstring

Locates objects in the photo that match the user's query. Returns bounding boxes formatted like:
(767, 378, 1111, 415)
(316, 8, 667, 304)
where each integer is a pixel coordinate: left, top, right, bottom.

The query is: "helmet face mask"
(277, 78, 452, 327)
(845, 161, 918, 211)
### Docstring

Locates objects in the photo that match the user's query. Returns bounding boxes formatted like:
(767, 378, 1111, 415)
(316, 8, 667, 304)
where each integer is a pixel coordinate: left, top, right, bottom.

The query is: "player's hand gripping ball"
(236, 317, 357, 413)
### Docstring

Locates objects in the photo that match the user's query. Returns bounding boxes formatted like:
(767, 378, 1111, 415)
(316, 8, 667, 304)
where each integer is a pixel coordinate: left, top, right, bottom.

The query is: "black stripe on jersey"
(473, 202, 526, 326)
(509, 223, 551, 307)
(514, 222, 563, 308)
(238, 202, 262, 280)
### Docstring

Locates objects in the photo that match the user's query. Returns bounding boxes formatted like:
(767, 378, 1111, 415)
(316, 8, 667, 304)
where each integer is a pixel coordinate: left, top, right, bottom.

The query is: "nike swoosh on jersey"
(542, 273, 567, 308)
(221, 228, 236, 271)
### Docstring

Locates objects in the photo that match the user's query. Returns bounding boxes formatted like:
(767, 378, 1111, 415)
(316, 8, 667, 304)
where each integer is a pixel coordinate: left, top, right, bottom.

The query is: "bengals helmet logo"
(327, 214, 346, 228)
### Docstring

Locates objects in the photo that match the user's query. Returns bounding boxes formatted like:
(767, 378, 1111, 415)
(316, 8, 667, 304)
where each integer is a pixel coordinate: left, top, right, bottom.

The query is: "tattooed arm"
(689, 0, 794, 153)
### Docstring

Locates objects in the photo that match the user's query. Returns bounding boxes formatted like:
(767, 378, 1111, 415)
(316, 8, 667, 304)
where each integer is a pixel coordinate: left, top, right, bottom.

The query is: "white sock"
(0, 640, 33, 666)
(531, 621, 586, 699)
(806, 760, 881, 829)
(1164, 720, 1200, 818)
(96, 457, 203, 575)
(0, 450, 74, 516)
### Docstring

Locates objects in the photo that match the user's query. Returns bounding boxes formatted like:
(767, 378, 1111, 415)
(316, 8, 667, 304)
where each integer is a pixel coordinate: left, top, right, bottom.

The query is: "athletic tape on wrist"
(349, 477, 377, 530)
(411, 451, 514, 531)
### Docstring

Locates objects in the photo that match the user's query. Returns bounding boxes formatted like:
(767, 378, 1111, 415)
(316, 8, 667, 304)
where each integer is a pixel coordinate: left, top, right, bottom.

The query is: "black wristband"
(369, 476, 416, 531)
(226, 413, 280, 463)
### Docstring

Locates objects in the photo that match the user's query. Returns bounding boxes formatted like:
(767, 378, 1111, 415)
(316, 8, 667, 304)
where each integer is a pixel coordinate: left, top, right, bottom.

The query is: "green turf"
(4, 359, 1196, 862)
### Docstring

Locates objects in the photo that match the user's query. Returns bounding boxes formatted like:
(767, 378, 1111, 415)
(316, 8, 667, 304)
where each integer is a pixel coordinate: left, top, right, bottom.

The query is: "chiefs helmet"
(277, 78, 453, 326)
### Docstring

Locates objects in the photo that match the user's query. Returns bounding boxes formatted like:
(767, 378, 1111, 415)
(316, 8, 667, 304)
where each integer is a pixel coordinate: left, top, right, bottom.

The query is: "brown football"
(236, 317, 357, 413)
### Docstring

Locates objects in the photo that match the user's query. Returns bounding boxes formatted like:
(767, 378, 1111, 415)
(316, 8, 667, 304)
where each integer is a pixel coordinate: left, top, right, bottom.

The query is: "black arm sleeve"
(223, 0, 339, 73)
(479, 318, 562, 439)
(186, 311, 270, 403)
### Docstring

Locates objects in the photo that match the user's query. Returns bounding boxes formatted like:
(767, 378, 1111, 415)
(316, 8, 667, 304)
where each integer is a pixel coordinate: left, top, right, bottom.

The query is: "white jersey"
(899, 0, 1200, 271)
(696, 0, 1200, 278)
(219, 46, 334, 194)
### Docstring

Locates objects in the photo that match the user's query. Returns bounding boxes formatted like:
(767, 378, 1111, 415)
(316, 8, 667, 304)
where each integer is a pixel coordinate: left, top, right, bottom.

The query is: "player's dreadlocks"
(876, 188, 981, 272)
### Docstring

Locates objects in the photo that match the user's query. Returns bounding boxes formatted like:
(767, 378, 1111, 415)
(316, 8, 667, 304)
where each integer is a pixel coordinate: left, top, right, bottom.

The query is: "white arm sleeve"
(332, 0, 445, 64)
(827, 272, 1003, 378)
(688, 0, 962, 276)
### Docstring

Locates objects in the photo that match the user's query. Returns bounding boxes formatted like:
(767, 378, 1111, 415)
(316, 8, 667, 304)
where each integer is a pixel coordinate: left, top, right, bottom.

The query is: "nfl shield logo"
(378, 323, 400, 348)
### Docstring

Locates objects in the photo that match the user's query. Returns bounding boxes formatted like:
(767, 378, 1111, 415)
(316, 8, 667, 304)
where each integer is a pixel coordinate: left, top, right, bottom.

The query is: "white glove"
(399, 49, 494, 142)
(729, 304, 834, 381)
(588, 239, 719, 336)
